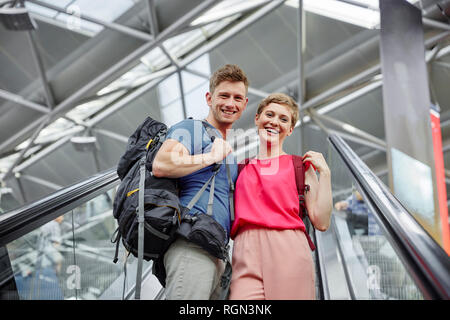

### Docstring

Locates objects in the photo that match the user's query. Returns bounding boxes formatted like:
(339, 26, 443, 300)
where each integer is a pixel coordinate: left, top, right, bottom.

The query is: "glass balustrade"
(326, 142, 423, 300)
(5, 188, 153, 300)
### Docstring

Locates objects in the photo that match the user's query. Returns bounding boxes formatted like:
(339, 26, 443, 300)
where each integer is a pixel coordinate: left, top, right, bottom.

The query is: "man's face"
(206, 80, 248, 125)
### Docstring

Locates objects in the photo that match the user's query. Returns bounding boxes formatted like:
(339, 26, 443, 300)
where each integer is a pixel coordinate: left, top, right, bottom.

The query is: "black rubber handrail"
(329, 134, 450, 299)
(0, 168, 119, 247)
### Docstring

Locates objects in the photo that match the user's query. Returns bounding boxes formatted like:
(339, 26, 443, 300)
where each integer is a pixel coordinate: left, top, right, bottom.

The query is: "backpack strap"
(292, 155, 315, 251)
(135, 156, 146, 300)
(225, 163, 235, 223)
(237, 157, 252, 175)
(186, 167, 220, 215)
(197, 120, 235, 222)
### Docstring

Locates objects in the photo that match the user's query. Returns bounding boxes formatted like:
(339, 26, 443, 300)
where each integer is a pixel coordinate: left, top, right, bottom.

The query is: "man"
(334, 190, 381, 236)
(152, 64, 249, 299)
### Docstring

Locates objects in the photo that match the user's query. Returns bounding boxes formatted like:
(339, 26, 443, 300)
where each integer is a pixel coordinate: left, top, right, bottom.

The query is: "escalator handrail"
(0, 168, 119, 247)
(329, 134, 450, 299)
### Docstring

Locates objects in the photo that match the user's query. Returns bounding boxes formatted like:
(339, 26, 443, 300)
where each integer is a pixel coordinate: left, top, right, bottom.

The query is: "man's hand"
(334, 201, 349, 211)
(209, 138, 232, 164)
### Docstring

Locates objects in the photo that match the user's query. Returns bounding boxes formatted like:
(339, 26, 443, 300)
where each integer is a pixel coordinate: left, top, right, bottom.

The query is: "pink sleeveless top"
(230, 155, 305, 239)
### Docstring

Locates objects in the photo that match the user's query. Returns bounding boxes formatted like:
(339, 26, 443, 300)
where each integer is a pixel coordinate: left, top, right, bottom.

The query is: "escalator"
(0, 134, 448, 300)
(314, 134, 450, 300)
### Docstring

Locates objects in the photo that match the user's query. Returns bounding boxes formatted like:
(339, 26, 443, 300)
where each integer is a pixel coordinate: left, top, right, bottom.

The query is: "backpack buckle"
(212, 163, 221, 172)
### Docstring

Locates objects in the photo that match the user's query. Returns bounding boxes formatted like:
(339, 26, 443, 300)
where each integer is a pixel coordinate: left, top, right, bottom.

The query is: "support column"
(379, 0, 449, 253)
(297, 0, 305, 155)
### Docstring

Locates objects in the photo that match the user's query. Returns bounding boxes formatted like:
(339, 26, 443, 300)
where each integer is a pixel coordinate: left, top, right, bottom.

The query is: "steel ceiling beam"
(309, 122, 387, 152)
(423, 17, 450, 32)
(0, 89, 50, 114)
(0, 0, 219, 156)
(158, 44, 187, 118)
(146, 0, 159, 38)
(10, 129, 83, 176)
(28, 0, 154, 42)
(4, 0, 447, 175)
(0, 0, 280, 171)
(20, 174, 62, 191)
(10, 0, 450, 180)
(301, 64, 381, 111)
(301, 30, 450, 112)
(86, 67, 177, 127)
(85, 0, 285, 128)
(26, 31, 55, 109)
(79, 0, 285, 161)
(94, 128, 129, 144)
(2, 117, 51, 181)
(310, 110, 387, 149)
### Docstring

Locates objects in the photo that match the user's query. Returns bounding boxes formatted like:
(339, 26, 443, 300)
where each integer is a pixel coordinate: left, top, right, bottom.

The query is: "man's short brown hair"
(209, 64, 249, 94)
(257, 93, 299, 128)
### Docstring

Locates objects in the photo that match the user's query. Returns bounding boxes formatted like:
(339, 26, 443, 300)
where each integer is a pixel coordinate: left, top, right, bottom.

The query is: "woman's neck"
(257, 144, 286, 159)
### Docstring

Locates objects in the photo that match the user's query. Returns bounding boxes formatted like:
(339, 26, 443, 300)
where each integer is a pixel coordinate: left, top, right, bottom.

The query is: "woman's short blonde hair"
(256, 93, 299, 128)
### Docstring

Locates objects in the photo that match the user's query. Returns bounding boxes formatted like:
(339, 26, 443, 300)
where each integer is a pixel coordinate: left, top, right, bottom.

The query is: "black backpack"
(112, 116, 233, 299)
(111, 117, 182, 299)
(112, 116, 180, 261)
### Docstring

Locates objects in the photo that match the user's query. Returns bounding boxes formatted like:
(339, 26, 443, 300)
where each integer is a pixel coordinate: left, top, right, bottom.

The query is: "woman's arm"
(302, 151, 333, 231)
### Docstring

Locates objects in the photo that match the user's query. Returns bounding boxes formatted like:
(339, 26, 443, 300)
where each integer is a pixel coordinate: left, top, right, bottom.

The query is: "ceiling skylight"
(25, 0, 135, 36)
(190, 0, 269, 26)
(285, 0, 421, 29)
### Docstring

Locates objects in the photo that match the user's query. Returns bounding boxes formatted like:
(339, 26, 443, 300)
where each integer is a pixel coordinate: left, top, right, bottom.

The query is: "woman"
(229, 93, 332, 300)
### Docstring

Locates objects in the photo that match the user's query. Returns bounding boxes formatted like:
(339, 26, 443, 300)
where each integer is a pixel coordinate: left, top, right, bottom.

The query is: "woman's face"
(255, 103, 294, 147)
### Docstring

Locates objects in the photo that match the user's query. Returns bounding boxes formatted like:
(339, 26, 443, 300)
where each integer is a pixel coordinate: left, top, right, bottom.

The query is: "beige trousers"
(229, 227, 315, 300)
(163, 238, 225, 300)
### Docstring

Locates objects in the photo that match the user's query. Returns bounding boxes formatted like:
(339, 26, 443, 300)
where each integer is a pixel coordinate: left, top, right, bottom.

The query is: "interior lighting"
(70, 136, 97, 152)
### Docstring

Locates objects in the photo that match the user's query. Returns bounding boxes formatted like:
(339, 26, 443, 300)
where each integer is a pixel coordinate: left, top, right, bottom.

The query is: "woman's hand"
(302, 151, 331, 175)
(303, 150, 333, 231)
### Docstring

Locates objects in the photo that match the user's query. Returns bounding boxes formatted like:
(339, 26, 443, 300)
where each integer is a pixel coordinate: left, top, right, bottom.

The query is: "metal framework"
(1, 0, 450, 191)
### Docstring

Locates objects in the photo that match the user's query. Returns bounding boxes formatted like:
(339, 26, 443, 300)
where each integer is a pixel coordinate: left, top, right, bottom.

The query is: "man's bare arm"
(152, 138, 231, 178)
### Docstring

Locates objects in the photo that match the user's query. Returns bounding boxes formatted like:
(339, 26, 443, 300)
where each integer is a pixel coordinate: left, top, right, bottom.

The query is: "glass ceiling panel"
(65, 90, 126, 123)
(25, 0, 135, 36)
(161, 100, 184, 127)
(181, 70, 208, 94)
(69, 0, 135, 23)
(39, 0, 74, 7)
(187, 54, 212, 76)
(161, 17, 240, 61)
(34, 118, 74, 143)
(285, 0, 421, 29)
(190, 0, 268, 26)
(184, 82, 210, 121)
(140, 47, 170, 72)
(54, 11, 102, 34)
(158, 74, 180, 107)
(25, 2, 58, 18)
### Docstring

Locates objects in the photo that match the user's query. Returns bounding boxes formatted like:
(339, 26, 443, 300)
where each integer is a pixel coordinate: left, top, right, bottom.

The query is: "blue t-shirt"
(165, 119, 237, 238)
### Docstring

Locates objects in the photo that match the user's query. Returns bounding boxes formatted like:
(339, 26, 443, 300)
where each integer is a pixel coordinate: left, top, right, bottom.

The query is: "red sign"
(430, 108, 450, 254)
